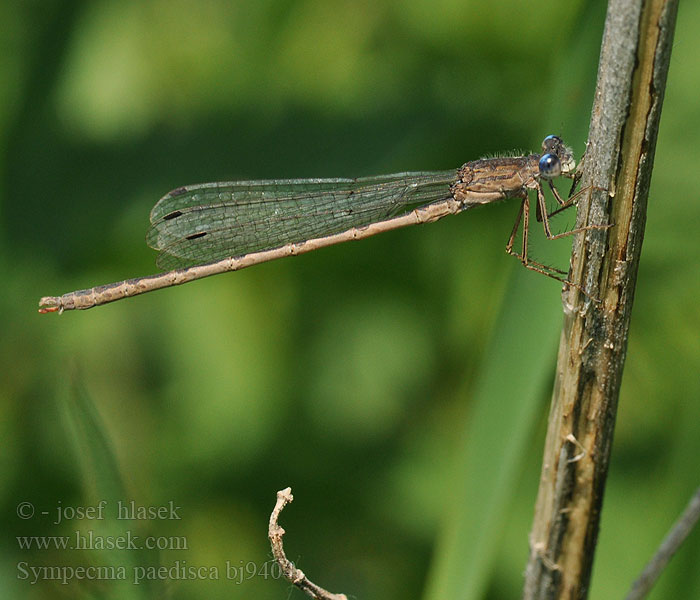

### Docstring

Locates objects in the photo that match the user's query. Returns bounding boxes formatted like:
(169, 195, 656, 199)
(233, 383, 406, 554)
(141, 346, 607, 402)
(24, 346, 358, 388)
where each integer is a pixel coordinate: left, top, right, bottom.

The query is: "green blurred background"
(2, 1, 699, 598)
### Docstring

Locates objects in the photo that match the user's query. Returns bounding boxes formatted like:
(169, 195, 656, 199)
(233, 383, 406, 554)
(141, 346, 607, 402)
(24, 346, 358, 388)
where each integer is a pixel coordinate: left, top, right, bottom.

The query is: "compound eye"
(539, 153, 561, 178)
(542, 134, 563, 153)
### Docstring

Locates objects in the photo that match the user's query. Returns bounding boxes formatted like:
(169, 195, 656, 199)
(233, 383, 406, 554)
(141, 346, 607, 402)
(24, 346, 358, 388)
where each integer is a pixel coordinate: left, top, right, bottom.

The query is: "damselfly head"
(540, 135, 576, 177)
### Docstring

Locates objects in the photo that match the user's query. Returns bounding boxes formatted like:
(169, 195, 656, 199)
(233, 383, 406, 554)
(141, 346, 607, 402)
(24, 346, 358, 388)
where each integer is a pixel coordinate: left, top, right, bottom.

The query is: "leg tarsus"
(515, 258, 601, 303)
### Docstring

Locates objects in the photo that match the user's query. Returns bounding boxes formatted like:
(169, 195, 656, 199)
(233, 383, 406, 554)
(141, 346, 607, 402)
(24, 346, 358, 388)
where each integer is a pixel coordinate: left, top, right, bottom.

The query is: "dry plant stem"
(523, 1, 679, 599)
(624, 486, 700, 600)
(268, 488, 348, 600)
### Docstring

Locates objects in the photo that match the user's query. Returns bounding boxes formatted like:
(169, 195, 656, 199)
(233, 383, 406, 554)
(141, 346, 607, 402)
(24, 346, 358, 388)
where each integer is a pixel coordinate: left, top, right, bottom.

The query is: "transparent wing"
(147, 170, 457, 269)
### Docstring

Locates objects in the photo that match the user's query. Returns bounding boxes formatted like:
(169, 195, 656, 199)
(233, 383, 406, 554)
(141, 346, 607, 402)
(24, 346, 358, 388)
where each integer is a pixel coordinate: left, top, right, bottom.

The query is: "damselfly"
(39, 135, 586, 313)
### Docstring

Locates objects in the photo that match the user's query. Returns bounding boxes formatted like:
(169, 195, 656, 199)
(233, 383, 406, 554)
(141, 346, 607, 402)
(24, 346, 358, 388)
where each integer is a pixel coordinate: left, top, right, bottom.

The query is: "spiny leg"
(549, 180, 613, 220)
(506, 194, 569, 277)
(521, 192, 529, 261)
(512, 185, 601, 301)
(517, 259, 601, 304)
(505, 185, 600, 301)
(512, 242, 600, 302)
(536, 183, 610, 291)
(541, 183, 611, 241)
(505, 194, 526, 257)
(550, 178, 580, 207)
(529, 185, 570, 274)
(504, 194, 537, 264)
(535, 179, 580, 223)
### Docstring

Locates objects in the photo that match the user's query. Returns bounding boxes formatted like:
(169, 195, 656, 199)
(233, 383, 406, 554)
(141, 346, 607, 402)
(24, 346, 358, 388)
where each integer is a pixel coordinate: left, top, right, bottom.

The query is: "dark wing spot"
(169, 187, 188, 196)
(163, 210, 183, 220)
(185, 232, 207, 241)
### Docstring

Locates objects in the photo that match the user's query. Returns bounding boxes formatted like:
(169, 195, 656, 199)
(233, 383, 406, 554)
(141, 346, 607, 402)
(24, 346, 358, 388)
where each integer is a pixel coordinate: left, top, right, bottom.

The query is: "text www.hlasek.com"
(17, 530, 187, 551)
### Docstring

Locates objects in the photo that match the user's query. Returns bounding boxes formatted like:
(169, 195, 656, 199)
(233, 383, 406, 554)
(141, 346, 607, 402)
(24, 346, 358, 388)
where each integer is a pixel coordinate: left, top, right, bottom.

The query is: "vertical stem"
(523, 1, 679, 599)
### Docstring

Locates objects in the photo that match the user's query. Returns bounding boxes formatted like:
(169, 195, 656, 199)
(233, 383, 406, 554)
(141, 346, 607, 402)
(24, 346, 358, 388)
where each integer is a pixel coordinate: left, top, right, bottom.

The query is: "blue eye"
(542, 135, 564, 154)
(539, 153, 561, 178)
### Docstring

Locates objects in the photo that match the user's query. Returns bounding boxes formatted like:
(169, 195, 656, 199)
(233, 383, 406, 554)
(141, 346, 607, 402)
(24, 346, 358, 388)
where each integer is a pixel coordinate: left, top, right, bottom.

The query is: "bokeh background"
(2, 1, 699, 598)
